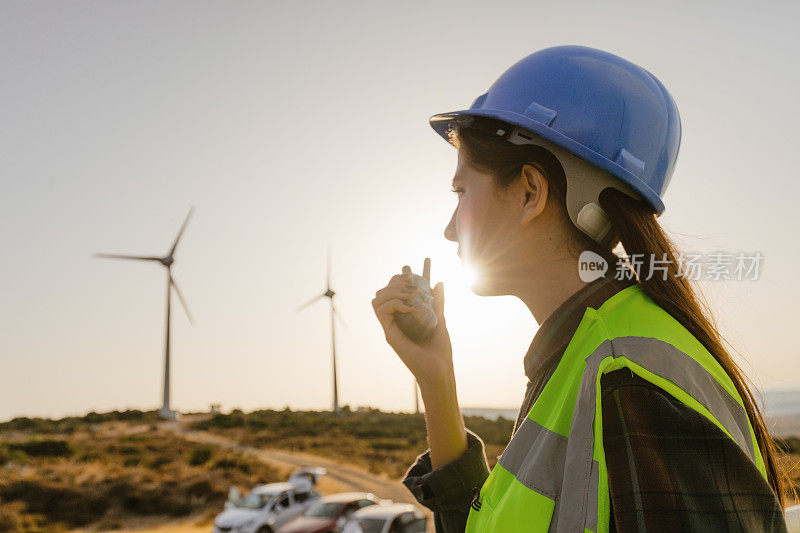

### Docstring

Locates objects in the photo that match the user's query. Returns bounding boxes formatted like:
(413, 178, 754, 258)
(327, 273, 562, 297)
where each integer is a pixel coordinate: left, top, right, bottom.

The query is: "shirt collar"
(523, 273, 637, 381)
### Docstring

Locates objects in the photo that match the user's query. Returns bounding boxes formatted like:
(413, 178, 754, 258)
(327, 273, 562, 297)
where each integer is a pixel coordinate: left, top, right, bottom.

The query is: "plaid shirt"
(402, 274, 786, 532)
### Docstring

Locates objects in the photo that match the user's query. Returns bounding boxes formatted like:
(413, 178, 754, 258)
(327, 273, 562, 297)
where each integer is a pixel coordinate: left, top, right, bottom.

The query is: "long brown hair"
(452, 119, 791, 506)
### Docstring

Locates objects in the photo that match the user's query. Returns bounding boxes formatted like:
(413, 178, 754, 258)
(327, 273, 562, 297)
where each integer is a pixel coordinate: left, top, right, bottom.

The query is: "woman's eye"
(450, 187, 464, 195)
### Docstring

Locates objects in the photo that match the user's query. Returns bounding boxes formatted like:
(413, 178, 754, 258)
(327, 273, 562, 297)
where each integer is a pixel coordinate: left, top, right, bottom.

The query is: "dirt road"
(173, 426, 417, 505)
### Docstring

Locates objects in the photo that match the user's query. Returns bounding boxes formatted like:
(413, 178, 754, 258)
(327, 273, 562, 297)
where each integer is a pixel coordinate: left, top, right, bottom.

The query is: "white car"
(339, 503, 427, 533)
(213, 467, 326, 533)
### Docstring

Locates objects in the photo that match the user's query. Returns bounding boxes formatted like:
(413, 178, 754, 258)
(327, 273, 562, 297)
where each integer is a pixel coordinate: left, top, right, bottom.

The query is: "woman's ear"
(520, 164, 548, 226)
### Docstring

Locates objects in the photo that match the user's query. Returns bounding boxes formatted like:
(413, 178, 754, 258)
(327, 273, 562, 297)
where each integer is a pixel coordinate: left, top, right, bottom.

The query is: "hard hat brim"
(429, 109, 665, 215)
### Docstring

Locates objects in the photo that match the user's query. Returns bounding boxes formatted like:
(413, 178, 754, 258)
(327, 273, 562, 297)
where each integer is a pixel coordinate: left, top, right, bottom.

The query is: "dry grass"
(0, 424, 279, 532)
(193, 407, 513, 479)
(0, 408, 516, 531)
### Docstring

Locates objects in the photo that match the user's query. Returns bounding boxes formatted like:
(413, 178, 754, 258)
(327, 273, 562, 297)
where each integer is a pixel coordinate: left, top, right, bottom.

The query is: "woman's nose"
(444, 209, 458, 242)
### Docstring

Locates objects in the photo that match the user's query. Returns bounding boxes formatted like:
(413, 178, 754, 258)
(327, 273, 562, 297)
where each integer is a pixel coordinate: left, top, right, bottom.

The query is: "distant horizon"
(5, 389, 800, 424)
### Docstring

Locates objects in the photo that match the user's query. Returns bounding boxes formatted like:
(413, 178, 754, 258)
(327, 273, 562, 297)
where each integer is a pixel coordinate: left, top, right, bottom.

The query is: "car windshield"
(303, 501, 345, 518)
(358, 518, 386, 533)
(234, 490, 277, 509)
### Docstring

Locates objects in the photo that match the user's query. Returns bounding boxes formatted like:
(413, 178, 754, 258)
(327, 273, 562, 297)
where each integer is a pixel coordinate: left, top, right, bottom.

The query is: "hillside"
(0, 408, 797, 532)
(0, 408, 510, 532)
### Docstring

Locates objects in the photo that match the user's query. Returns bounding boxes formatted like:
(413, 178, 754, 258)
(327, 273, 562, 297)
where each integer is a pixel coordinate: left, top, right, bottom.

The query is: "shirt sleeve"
(402, 428, 491, 533)
(601, 367, 787, 533)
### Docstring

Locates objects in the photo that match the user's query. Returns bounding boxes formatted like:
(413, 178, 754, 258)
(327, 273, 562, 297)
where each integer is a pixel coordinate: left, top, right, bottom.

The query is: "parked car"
(213, 467, 326, 533)
(339, 503, 427, 533)
(278, 492, 379, 533)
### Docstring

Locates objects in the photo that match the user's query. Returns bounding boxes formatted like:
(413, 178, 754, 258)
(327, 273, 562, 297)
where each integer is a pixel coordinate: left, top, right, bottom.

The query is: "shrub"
(123, 456, 141, 467)
(211, 455, 251, 474)
(77, 451, 101, 463)
(211, 457, 236, 470)
(368, 439, 408, 451)
(7, 440, 73, 458)
(119, 445, 140, 455)
(146, 455, 171, 470)
(0, 445, 28, 465)
(0, 480, 111, 528)
(188, 445, 213, 466)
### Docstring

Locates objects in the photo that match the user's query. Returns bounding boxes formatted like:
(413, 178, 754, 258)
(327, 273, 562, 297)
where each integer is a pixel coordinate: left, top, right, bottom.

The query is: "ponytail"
(598, 187, 791, 507)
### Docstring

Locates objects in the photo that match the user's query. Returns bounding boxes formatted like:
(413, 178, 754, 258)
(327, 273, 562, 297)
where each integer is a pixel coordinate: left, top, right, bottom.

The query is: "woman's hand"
(371, 271, 453, 389)
(372, 271, 467, 468)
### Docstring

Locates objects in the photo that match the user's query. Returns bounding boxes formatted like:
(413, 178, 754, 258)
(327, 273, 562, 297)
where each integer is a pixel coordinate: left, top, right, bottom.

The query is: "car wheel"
(256, 527, 273, 533)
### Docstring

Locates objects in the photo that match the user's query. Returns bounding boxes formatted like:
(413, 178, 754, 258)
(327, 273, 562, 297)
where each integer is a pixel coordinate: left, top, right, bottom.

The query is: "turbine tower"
(296, 244, 346, 412)
(95, 208, 194, 420)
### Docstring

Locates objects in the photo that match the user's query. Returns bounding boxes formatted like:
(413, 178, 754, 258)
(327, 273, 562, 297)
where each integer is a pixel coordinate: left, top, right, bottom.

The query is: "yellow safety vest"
(465, 284, 768, 532)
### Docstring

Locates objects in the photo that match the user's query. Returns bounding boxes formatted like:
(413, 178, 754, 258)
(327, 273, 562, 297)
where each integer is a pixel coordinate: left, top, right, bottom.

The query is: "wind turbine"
(94, 208, 195, 420)
(296, 244, 346, 413)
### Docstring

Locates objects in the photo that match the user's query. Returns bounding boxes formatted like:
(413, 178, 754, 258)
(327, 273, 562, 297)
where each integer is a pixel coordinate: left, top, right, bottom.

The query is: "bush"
(146, 455, 171, 470)
(0, 480, 111, 528)
(188, 445, 213, 466)
(184, 479, 214, 499)
(77, 451, 101, 463)
(0, 445, 28, 466)
(211, 455, 251, 474)
(119, 445, 140, 455)
(368, 439, 408, 451)
(123, 456, 141, 467)
(7, 440, 73, 458)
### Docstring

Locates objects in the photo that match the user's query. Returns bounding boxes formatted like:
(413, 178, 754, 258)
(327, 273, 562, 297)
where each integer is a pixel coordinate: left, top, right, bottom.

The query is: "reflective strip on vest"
(496, 335, 758, 533)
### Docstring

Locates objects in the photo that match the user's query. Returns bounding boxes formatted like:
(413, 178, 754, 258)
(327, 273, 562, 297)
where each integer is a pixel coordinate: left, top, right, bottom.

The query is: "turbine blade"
(94, 253, 162, 262)
(169, 207, 194, 256)
(296, 294, 324, 312)
(170, 274, 194, 325)
(326, 243, 331, 289)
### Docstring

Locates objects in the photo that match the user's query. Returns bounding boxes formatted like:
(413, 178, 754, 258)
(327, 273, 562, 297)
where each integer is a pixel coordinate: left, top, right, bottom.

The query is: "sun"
(454, 263, 479, 289)
(417, 250, 477, 295)
(403, 239, 482, 312)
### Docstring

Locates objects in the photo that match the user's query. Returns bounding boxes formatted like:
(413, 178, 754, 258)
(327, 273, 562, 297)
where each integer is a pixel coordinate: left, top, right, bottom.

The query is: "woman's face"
(444, 148, 528, 295)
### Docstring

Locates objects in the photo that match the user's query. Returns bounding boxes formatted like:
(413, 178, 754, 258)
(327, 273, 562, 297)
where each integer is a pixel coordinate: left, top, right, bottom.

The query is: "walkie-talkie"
(394, 257, 438, 344)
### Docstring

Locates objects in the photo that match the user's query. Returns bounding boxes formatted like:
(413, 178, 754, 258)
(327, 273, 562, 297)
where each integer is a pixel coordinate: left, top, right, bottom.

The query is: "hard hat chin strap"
(501, 126, 641, 248)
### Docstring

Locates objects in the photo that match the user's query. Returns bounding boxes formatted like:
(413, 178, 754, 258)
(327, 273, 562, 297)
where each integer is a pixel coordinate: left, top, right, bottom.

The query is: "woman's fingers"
(432, 282, 445, 325)
(375, 298, 414, 317)
(374, 298, 415, 333)
(373, 283, 415, 309)
(381, 273, 410, 290)
(371, 272, 425, 343)
(374, 276, 414, 298)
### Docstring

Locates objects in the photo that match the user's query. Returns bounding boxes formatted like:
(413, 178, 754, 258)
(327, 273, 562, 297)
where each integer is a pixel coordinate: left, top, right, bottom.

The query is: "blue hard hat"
(430, 45, 681, 215)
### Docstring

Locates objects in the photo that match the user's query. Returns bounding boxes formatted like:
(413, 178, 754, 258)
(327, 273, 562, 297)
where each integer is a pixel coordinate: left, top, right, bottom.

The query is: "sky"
(1, 1, 799, 421)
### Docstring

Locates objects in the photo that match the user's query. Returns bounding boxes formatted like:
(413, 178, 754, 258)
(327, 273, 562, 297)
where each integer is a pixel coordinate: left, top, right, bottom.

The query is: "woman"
(371, 46, 789, 532)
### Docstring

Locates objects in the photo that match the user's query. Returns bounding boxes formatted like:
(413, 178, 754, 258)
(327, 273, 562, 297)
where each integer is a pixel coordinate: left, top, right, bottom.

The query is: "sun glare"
(456, 263, 478, 288)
